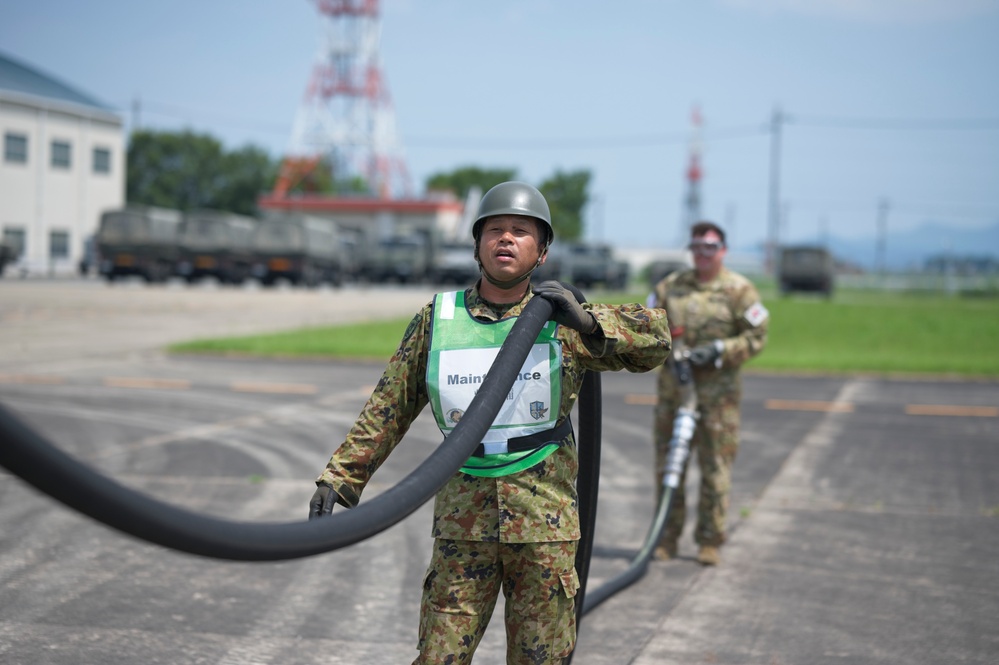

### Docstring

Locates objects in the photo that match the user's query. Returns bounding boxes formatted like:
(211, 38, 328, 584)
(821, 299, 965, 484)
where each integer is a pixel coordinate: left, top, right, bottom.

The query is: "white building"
(1, 51, 124, 276)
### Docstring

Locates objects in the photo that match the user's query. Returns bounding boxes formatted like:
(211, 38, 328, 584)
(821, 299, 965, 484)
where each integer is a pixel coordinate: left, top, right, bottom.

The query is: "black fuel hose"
(563, 283, 600, 639)
(579, 486, 676, 615)
(571, 370, 601, 639)
(577, 349, 695, 618)
(0, 296, 557, 561)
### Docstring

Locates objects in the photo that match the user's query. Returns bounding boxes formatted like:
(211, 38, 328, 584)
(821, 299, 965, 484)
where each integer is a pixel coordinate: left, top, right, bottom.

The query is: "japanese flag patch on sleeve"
(744, 301, 769, 327)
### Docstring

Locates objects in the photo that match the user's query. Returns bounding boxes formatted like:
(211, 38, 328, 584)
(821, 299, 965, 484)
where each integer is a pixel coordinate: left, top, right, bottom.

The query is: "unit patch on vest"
(744, 301, 769, 327)
(530, 401, 548, 421)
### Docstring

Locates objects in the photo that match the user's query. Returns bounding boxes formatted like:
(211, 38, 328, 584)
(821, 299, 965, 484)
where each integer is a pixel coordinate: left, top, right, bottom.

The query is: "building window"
(51, 140, 71, 169)
(93, 147, 111, 174)
(49, 230, 70, 259)
(4, 133, 27, 163)
(2, 227, 26, 259)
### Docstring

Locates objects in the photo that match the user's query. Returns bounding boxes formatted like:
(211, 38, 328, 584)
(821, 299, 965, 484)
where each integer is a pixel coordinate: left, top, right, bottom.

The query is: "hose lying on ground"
(0, 296, 557, 562)
(578, 333, 696, 617)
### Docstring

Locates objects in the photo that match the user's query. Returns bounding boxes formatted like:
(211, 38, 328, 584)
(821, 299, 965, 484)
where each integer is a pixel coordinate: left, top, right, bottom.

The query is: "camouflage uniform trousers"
(414, 538, 579, 665)
(654, 394, 741, 548)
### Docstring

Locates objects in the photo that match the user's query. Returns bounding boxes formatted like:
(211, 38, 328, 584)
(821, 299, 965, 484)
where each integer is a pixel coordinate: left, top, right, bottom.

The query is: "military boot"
(653, 540, 678, 561)
(696, 545, 720, 566)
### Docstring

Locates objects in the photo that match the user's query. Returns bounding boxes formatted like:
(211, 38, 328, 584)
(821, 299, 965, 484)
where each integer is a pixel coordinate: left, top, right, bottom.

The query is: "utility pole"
(679, 105, 704, 246)
(589, 194, 605, 242)
(767, 106, 783, 275)
(131, 96, 141, 132)
(876, 198, 890, 279)
(782, 202, 791, 243)
(724, 202, 736, 246)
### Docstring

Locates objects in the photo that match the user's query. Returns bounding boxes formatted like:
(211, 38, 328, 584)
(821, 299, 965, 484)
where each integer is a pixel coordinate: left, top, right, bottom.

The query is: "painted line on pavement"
(230, 382, 319, 395)
(765, 399, 855, 413)
(905, 404, 998, 417)
(626, 394, 995, 418)
(103, 377, 192, 390)
(624, 394, 657, 405)
(3, 375, 324, 395)
(0, 374, 65, 385)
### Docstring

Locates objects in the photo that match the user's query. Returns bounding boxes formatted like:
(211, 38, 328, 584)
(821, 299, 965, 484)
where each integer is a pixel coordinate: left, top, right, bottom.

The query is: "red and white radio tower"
(679, 105, 703, 243)
(276, 0, 410, 199)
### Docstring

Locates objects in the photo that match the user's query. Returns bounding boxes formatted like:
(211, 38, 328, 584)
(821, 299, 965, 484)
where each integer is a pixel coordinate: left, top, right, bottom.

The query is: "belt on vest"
(471, 418, 573, 457)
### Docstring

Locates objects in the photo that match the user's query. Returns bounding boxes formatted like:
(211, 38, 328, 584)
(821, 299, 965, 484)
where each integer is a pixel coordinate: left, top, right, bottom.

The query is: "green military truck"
(335, 227, 365, 283)
(430, 239, 480, 285)
(646, 249, 694, 289)
(360, 232, 438, 284)
(530, 242, 567, 284)
(777, 245, 834, 297)
(561, 241, 630, 290)
(250, 212, 345, 287)
(176, 209, 258, 285)
(97, 206, 183, 283)
(0, 240, 15, 277)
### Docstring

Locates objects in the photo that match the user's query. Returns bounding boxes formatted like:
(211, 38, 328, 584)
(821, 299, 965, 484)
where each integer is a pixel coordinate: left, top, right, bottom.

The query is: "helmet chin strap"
(480, 263, 535, 290)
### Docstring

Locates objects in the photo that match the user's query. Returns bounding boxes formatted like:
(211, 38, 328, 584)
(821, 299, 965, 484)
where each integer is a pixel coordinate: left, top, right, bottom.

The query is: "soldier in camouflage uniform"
(310, 182, 671, 664)
(649, 221, 768, 566)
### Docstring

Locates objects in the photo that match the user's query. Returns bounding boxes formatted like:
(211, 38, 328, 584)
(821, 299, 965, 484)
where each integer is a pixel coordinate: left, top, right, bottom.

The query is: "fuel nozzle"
(669, 326, 694, 387)
(663, 325, 697, 489)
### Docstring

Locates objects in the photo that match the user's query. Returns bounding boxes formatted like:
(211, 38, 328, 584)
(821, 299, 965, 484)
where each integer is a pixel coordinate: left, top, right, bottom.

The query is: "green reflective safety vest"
(427, 290, 564, 477)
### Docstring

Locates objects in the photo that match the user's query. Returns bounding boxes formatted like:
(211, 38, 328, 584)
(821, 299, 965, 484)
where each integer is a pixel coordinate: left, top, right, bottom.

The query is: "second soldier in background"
(649, 220, 768, 566)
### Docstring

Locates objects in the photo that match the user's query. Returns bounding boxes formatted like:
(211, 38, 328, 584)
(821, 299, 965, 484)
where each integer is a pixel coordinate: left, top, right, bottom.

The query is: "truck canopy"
(179, 210, 257, 251)
(98, 207, 182, 245)
(777, 245, 834, 296)
(253, 214, 340, 260)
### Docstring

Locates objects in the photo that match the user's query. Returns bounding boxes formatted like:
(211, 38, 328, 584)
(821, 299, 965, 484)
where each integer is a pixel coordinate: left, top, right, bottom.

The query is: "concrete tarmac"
(1, 278, 997, 664)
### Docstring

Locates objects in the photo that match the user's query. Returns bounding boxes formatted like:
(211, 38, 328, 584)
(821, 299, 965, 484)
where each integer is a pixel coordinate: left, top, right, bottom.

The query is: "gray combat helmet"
(472, 181, 554, 247)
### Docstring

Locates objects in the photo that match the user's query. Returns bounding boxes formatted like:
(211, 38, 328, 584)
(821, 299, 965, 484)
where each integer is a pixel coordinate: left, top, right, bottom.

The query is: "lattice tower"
(278, 0, 410, 199)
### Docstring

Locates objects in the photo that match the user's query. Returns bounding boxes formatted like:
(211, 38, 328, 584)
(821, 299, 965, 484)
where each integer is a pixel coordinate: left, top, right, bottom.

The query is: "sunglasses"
(688, 241, 723, 255)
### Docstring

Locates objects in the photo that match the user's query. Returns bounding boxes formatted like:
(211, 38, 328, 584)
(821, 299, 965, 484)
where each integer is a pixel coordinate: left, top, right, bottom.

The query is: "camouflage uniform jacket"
(317, 283, 671, 543)
(651, 266, 768, 404)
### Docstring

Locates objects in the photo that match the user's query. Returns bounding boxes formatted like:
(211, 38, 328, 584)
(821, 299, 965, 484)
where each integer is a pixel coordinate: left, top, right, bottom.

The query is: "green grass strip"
(758, 295, 999, 376)
(171, 317, 413, 361)
(169, 288, 999, 377)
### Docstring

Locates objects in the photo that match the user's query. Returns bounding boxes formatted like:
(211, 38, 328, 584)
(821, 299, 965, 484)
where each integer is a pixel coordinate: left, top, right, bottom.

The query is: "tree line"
(127, 130, 592, 241)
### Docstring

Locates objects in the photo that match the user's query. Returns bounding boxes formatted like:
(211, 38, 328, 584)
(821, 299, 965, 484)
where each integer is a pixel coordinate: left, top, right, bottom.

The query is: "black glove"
(533, 281, 599, 334)
(309, 483, 341, 520)
(686, 340, 723, 368)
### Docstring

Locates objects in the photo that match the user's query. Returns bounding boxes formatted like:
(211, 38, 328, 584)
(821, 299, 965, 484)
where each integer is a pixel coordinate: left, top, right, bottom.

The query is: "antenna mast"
(679, 105, 704, 244)
(276, 0, 410, 199)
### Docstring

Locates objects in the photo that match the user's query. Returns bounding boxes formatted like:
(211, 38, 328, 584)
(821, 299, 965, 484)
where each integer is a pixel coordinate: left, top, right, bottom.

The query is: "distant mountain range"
(735, 221, 999, 272)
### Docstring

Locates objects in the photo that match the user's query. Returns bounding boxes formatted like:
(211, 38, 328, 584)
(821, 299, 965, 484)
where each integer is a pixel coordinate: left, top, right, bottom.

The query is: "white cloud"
(723, 0, 999, 23)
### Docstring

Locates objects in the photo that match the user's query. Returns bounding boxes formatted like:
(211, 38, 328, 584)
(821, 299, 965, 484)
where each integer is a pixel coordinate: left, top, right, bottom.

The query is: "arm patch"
(401, 313, 422, 344)
(744, 301, 769, 327)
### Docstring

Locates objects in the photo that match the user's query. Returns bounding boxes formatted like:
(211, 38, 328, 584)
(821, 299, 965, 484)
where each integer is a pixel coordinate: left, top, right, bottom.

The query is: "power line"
(403, 125, 766, 150)
(121, 98, 291, 136)
(121, 95, 768, 149)
(770, 199, 999, 224)
(789, 115, 999, 131)
(116, 97, 999, 148)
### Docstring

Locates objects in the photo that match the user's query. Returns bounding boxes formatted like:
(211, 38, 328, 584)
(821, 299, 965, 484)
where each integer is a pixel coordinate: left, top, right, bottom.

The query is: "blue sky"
(3, 0, 998, 256)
